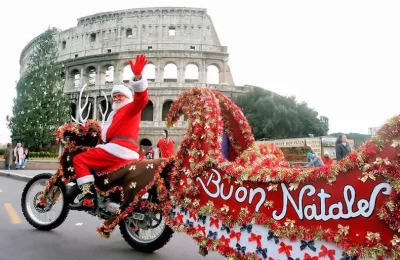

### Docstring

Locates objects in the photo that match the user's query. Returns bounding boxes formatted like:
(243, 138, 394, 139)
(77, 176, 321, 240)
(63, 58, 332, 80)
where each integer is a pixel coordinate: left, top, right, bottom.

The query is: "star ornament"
(221, 204, 229, 213)
(391, 235, 400, 246)
(391, 140, 400, 148)
(337, 224, 349, 235)
(193, 199, 200, 207)
(289, 182, 299, 191)
(264, 200, 274, 208)
(366, 231, 381, 241)
(267, 184, 278, 191)
(359, 172, 376, 182)
(284, 218, 295, 228)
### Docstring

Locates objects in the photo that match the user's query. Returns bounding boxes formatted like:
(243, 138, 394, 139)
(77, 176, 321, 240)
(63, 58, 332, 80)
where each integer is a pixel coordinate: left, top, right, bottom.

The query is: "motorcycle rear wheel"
(21, 173, 69, 231)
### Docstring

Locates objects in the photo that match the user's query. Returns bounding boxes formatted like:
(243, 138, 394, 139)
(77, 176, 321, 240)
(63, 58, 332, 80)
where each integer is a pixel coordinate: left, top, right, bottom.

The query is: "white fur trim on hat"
(111, 85, 133, 101)
(129, 76, 148, 93)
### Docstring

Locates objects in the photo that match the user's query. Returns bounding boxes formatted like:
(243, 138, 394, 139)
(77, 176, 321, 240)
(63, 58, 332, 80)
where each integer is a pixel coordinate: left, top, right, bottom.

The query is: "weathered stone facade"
(19, 7, 252, 150)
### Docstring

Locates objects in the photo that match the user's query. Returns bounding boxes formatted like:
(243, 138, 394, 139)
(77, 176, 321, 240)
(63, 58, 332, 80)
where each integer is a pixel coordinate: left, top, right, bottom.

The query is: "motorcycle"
(20, 119, 174, 253)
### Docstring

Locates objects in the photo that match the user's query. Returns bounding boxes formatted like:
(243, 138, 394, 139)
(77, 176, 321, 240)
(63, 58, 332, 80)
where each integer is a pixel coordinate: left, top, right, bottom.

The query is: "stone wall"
(19, 7, 253, 150)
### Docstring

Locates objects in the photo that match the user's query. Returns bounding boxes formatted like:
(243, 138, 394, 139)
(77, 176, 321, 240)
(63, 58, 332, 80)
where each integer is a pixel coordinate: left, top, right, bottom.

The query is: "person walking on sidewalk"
(22, 148, 29, 169)
(14, 143, 24, 170)
(4, 143, 13, 170)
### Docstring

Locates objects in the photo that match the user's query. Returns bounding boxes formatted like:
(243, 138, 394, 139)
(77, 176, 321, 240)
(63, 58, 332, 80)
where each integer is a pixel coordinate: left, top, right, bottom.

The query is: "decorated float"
(136, 86, 400, 259)
(22, 86, 400, 260)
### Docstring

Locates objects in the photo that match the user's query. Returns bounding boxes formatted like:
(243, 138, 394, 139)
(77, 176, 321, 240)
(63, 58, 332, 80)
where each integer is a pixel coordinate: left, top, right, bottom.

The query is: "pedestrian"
(305, 152, 325, 167)
(138, 146, 145, 159)
(335, 134, 352, 161)
(4, 143, 13, 170)
(157, 130, 175, 158)
(22, 148, 29, 169)
(322, 151, 333, 166)
(145, 146, 154, 159)
(14, 143, 24, 170)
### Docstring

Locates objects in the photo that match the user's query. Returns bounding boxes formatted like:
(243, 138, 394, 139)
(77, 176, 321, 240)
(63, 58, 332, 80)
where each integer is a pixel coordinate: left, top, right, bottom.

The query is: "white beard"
(112, 99, 132, 111)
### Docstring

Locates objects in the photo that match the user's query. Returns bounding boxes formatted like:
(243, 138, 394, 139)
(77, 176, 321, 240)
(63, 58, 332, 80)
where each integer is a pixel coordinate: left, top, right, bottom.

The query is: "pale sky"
(1, 0, 399, 143)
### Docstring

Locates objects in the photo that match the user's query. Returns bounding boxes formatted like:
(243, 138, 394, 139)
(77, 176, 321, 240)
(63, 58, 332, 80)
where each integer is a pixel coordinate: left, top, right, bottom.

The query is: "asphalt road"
(0, 176, 224, 260)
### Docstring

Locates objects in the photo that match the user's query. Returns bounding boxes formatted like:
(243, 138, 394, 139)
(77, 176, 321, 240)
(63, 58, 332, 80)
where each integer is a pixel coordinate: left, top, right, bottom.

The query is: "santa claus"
(72, 54, 148, 211)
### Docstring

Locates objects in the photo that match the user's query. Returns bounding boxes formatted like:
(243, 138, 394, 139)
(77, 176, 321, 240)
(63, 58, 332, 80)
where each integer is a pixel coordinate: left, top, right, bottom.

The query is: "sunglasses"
(112, 93, 126, 99)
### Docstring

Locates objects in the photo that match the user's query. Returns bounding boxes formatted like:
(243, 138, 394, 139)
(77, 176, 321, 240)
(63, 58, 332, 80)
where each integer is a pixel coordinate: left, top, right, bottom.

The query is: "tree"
(7, 28, 70, 149)
(233, 87, 329, 140)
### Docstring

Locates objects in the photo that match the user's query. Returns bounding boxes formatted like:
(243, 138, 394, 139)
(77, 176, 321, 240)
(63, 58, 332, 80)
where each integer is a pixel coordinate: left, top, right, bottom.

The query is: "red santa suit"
(157, 136, 175, 158)
(73, 76, 148, 185)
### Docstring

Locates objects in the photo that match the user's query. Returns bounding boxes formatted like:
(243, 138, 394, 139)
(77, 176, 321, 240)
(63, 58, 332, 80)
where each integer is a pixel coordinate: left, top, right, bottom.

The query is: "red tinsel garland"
(157, 87, 400, 259)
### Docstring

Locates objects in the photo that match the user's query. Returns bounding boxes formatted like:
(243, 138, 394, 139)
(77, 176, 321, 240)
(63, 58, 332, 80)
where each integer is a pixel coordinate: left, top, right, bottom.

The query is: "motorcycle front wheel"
(21, 173, 69, 231)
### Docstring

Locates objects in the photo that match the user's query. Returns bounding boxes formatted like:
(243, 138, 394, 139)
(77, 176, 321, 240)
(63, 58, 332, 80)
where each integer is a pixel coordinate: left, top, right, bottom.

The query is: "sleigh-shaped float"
(21, 84, 400, 259)
(136, 87, 400, 260)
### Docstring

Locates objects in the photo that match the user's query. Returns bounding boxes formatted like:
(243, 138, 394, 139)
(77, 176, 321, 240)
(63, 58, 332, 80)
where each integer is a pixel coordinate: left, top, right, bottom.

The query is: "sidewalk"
(0, 170, 57, 181)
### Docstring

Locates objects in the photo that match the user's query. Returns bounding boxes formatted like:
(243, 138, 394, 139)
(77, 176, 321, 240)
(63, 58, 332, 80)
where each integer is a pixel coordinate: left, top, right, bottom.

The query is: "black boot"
(70, 182, 96, 211)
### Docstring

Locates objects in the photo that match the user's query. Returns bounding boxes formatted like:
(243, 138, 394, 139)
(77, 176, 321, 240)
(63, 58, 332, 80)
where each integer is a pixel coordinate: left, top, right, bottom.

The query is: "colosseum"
(19, 7, 253, 152)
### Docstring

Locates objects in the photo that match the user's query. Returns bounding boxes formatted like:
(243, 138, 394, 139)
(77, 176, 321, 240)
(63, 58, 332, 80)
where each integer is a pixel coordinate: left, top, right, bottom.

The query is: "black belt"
(105, 136, 138, 145)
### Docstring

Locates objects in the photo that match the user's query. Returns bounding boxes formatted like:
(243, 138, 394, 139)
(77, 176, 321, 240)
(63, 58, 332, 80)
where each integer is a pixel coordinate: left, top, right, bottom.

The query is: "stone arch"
(100, 64, 114, 84)
(185, 64, 199, 83)
(80, 98, 94, 120)
(207, 65, 220, 84)
(143, 63, 156, 82)
(126, 28, 133, 37)
(162, 100, 173, 121)
(69, 69, 80, 88)
(99, 99, 112, 121)
(141, 100, 154, 121)
(163, 63, 178, 82)
(123, 64, 133, 83)
(61, 70, 66, 84)
(70, 103, 76, 118)
(139, 138, 152, 149)
(84, 65, 96, 86)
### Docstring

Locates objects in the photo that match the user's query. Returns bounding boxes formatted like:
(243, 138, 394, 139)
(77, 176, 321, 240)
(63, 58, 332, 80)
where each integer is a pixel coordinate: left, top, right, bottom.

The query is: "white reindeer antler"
(98, 90, 109, 127)
(71, 83, 91, 126)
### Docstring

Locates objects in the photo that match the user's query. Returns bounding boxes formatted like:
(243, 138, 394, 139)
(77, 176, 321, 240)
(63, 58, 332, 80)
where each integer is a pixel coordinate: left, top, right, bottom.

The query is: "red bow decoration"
(219, 235, 230, 247)
(175, 212, 184, 224)
(196, 224, 206, 236)
(229, 230, 241, 241)
(248, 233, 262, 247)
(304, 253, 319, 260)
(189, 211, 197, 221)
(278, 242, 292, 257)
(319, 245, 335, 260)
(210, 217, 220, 228)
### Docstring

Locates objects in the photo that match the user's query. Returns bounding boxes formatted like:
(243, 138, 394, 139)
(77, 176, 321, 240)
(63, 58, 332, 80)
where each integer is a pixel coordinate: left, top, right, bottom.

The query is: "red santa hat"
(111, 85, 133, 101)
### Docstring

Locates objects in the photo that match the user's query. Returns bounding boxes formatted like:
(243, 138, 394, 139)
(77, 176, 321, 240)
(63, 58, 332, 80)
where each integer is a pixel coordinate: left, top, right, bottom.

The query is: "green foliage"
(330, 132, 372, 149)
(7, 28, 70, 149)
(233, 87, 329, 140)
(0, 149, 5, 155)
(29, 151, 59, 158)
